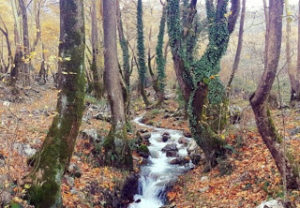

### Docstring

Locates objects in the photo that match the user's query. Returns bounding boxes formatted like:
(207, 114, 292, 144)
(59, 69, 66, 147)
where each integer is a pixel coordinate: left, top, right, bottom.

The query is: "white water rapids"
(129, 117, 194, 208)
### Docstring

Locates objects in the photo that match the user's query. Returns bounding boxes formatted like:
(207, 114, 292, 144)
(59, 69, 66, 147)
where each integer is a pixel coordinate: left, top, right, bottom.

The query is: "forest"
(0, 0, 299, 207)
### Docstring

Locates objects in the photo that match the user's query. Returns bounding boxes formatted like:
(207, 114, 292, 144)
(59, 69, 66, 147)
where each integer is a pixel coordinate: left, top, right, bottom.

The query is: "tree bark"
(103, 0, 133, 169)
(250, 0, 300, 190)
(0, 15, 13, 73)
(227, 0, 246, 91)
(116, 0, 131, 117)
(167, 0, 240, 167)
(292, 0, 300, 104)
(19, 0, 31, 86)
(137, 0, 150, 106)
(26, 0, 86, 206)
(91, 0, 105, 99)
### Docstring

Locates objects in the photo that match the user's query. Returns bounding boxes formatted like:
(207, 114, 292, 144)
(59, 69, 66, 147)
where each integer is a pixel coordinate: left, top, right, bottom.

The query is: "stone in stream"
(137, 130, 151, 145)
(183, 131, 192, 138)
(121, 174, 139, 203)
(162, 132, 171, 142)
(162, 143, 178, 157)
(178, 137, 189, 146)
(169, 156, 190, 165)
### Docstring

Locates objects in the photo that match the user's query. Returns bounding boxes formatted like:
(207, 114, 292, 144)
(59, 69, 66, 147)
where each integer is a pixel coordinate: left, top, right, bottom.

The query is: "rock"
(0, 191, 12, 205)
(169, 156, 190, 165)
(162, 132, 171, 142)
(23, 144, 37, 157)
(3, 101, 11, 107)
(190, 153, 203, 165)
(140, 132, 151, 141)
(68, 163, 82, 178)
(229, 105, 242, 124)
(199, 186, 209, 193)
(187, 140, 198, 154)
(93, 113, 111, 122)
(178, 137, 189, 146)
(160, 203, 176, 208)
(13, 143, 36, 157)
(289, 127, 300, 136)
(162, 143, 178, 157)
(121, 174, 139, 203)
(64, 175, 75, 187)
(137, 145, 150, 158)
(200, 176, 209, 182)
(80, 129, 102, 143)
(183, 131, 192, 138)
(0, 158, 5, 167)
(256, 199, 284, 208)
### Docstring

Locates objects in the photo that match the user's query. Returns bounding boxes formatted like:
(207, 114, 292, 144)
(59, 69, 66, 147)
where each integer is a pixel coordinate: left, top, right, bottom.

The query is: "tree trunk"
(103, 0, 133, 170)
(137, 0, 150, 106)
(19, 0, 31, 86)
(167, 0, 240, 167)
(155, 6, 167, 106)
(26, 0, 86, 206)
(116, 0, 131, 117)
(91, 0, 105, 99)
(250, 0, 300, 190)
(292, 0, 300, 104)
(0, 16, 13, 73)
(227, 0, 246, 91)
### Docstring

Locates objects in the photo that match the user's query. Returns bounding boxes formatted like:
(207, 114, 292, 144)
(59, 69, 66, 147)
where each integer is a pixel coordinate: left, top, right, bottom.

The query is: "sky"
(247, 0, 298, 10)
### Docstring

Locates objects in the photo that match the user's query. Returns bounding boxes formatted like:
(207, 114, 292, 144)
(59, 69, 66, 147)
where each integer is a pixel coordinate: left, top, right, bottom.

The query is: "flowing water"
(128, 117, 194, 208)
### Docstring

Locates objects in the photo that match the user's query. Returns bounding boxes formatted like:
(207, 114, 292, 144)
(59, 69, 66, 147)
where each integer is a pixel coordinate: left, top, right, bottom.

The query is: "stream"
(128, 116, 195, 208)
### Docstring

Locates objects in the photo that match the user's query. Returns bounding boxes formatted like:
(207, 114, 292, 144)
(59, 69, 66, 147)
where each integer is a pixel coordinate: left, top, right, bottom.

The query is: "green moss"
(138, 144, 150, 154)
(103, 127, 133, 170)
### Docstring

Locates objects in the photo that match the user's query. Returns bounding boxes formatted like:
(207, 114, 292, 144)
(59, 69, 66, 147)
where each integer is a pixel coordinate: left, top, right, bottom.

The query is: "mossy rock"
(137, 144, 150, 158)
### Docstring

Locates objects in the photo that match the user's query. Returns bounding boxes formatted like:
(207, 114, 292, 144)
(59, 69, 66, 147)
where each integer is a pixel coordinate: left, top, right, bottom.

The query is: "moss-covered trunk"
(154, 6, 167, 106)
(117, 0, 132, 117)
(26, 1, 86, 207)
(167, 0, 239, 167)
(103, 0, 133, 170)
(137, 0, 150, 106)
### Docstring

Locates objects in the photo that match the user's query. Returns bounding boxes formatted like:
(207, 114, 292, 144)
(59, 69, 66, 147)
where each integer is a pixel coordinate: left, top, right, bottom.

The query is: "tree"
(227, 0, 246, 91)
(91, 0, 104, 99)
(102, 0, 133, 169)
(117, 0, 132, 116)
(26, 0, 86, 206)
(0, 15, 13, 73)
(19, 0, 30, 86)
(167, 0, 240, 167)
(154, 5, 167, 106)
(292, 0, 300, 104)
(137, 0, 150, 106)
(250, 0, 300, 190)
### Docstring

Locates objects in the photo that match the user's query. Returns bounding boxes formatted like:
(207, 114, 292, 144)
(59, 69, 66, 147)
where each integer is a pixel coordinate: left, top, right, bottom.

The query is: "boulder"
(183, 131, 192, 138)
(67, 163, 82, 178)
(289, 127, 300, 136)
(80, 129, 102, 143)
(178, 137, 189, 146)
(162, 143, 178, 157)
(256, 199, 284, 208)
(64, 175, 75, 187)
(162, 132, 171, 142)
(137, 145, 150, 158)
(0, 191, 12, 205)
(169, 156, 190, 165)
(229, 105, 242, 124)
(121, 174, 139, 203)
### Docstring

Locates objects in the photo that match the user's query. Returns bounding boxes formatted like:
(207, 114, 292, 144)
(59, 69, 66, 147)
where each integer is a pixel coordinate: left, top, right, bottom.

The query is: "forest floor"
(0, 86, 299, 208)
